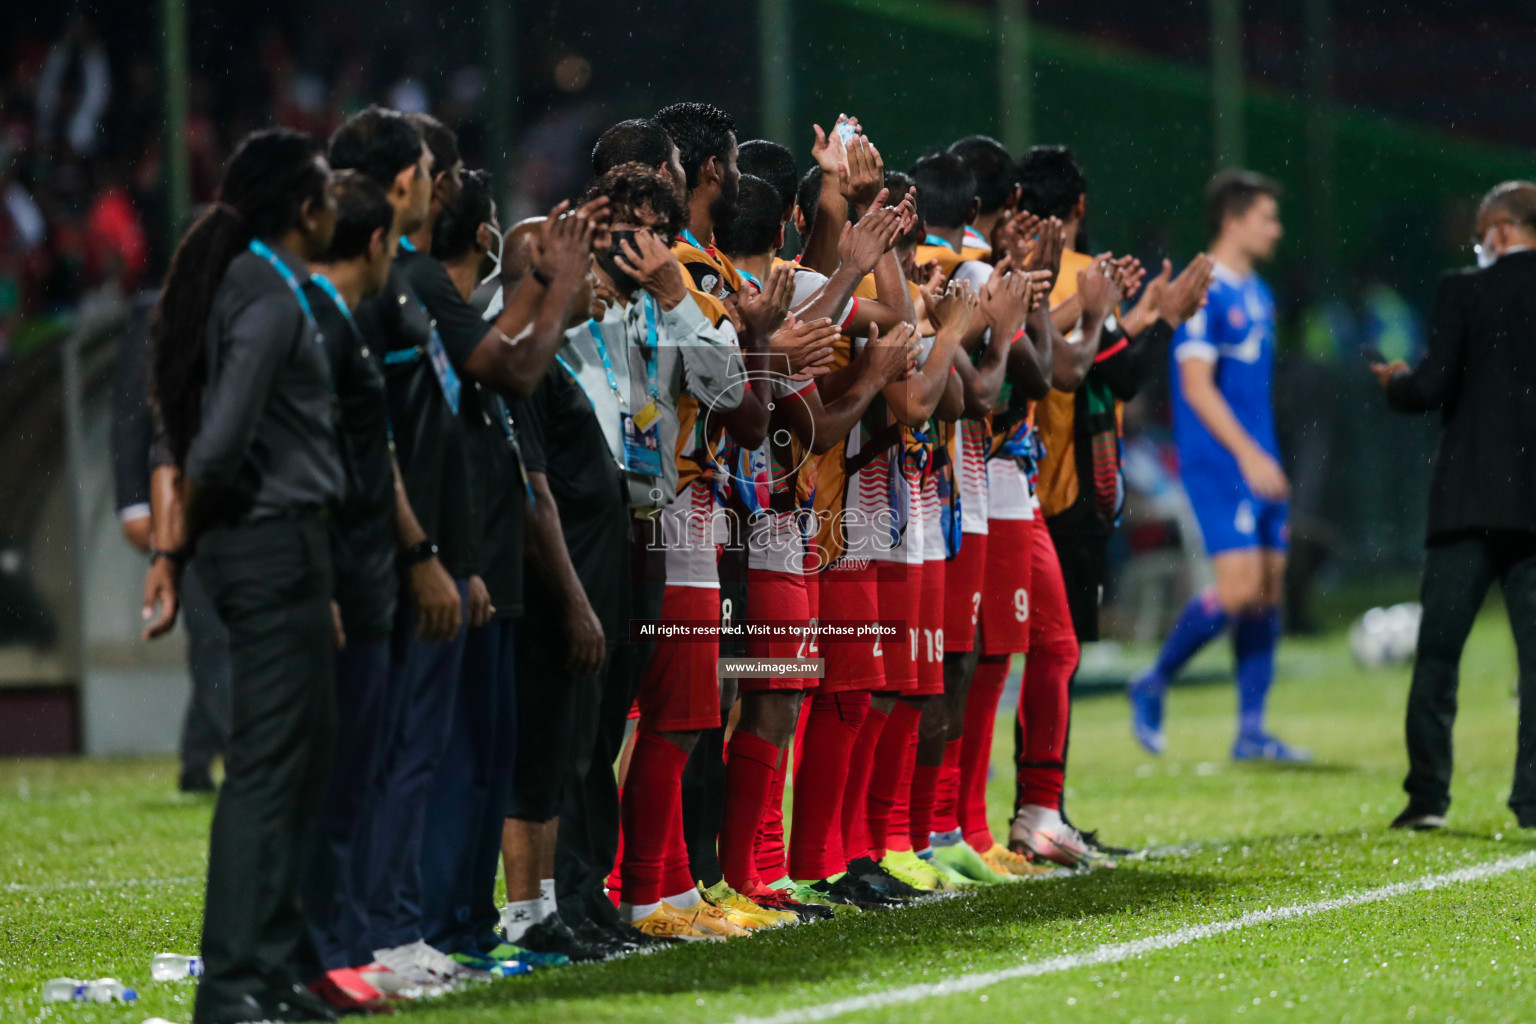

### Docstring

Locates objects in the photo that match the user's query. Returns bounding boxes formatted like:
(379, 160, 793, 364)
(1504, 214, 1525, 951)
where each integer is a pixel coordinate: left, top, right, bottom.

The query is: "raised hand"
(839, 197, 901, 274)
(1156, 253, 1216, 326)
(614, 229, 689, 310)
(861, 321, 910, 384)
(1110, 254, 1146, 300)
(1077, 258, 1123, 323)
(994, 210, 1042, 266)
(1121, 257, 1172, 337)
(733, 261, 795, 341)
(772, 314, 840, 379)
(841, 134, 885, 212)
(932, 278, 980, 338)
(893, 186, 919, 237)
(810, 116, 853, 177)
(1024, 215, 1066, 283)
(531, 197, 608, 286)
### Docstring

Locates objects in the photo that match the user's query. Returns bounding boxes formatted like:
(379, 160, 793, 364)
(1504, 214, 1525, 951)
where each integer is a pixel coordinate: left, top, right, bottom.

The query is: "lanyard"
(678, 227, 708, 253)
(398, 235, 417, 253)
(584, 318, 626, 408)
(308, 272, 357, 334)
(737, 268, 763, 292)
(613, 295, 660, 403)
(378, 294, 463, 415)
(248, 239, 315, 325)
(924, 233, 959, 253)
(490, 392, 536, 512)
(310, 271, 395, 448)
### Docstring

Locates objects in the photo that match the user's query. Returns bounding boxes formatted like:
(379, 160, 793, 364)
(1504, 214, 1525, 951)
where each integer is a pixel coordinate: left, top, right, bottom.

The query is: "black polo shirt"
(305, 276, 398, 640)
(354, 256, 478, 580)
(515, 361, 630, 636)
(402, 249, 527, 618)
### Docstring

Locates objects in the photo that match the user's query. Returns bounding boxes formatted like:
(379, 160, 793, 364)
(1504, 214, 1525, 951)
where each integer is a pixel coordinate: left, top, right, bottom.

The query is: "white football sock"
(539, 878, 557, 921)
(665, 887, 702, 910)
(500, 898, 542, 943)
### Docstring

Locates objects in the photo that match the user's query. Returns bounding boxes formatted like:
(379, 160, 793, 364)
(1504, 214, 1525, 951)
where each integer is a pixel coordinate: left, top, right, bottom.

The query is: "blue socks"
(1234, 607, 1281, 738)
(1144, 590, 1230, 692)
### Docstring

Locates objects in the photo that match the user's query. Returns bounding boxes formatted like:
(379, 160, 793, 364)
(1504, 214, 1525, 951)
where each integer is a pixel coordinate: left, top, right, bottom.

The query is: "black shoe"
(518, 913, 614, 962)
(1076, 829, 1136, 858)
(572, 916, 637, 956)
(256, 983, 341, 1022)
(847, 857, 926, 900)
(1390, 806, 1446, 831)
(822, 875, 899, 911)
(179, 767, 216, 793)
(609, 918, 682, 947)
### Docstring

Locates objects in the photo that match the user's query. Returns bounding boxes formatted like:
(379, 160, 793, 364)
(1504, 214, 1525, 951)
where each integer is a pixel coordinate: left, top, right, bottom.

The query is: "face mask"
(480, 224, 503, 286)
(596, 229, 643, 295)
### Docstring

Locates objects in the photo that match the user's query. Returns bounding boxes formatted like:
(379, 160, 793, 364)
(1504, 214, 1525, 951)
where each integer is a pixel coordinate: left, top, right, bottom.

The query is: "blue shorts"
(1185, 473, 1289, 556)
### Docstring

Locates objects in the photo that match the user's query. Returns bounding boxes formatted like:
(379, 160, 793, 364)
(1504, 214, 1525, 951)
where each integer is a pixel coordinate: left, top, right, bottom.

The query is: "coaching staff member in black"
(142, 128, 342, 1024)
(1372, 180, 1536, 833)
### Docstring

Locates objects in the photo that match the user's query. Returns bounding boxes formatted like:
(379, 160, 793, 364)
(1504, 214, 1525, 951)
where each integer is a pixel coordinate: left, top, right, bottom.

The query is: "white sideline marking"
(4, 875, 200, 894)
(725, 852, 1536, 1024)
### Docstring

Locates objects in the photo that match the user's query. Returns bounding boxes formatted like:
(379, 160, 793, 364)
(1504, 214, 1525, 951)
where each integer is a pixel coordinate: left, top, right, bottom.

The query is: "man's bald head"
(1479, 181, 1536, 233)
(501, 217, 544, 282)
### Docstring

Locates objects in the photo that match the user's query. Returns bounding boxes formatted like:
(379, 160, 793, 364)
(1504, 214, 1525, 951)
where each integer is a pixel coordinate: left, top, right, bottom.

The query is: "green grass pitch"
(4, 611, 1534, 1023)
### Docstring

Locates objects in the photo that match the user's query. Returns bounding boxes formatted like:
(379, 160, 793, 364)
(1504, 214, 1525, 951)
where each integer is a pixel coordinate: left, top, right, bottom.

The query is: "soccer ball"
(1348, 602, 1421, 669)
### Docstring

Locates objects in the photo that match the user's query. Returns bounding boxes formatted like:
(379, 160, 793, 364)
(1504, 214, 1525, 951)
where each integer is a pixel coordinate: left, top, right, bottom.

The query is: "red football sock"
(865, 700, 922, 858)
(909, 761, 941, 850)
(1017, 639, 1077, 811)
(721, 730, 780, 893)
(885, 713, 920, 851)
(932, 737, 963, 834)
(607, 785, 625, 904)
(618, 731, 690, 907)
(754, 746, 789, 884)
(787, 691, 869, 881)
(840, 703, 887, 867)
(961, 658, 1009, 851)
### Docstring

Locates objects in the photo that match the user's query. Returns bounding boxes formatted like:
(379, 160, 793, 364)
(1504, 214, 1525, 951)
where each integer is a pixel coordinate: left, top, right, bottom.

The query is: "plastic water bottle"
(83, 978, 137, 1003)
(41, 977, 137, 1002)
(151, 952, 204, 981)
(42, 978, 84, 1002)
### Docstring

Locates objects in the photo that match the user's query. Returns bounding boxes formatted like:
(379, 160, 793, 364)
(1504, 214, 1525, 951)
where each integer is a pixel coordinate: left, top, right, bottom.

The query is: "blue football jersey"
(1169, 263, 1280, 481)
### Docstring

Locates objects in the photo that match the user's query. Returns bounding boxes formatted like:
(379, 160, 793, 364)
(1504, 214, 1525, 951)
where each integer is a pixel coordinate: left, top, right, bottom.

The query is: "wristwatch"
(150, 547, 187, 568)
(401, 539, 439, 566)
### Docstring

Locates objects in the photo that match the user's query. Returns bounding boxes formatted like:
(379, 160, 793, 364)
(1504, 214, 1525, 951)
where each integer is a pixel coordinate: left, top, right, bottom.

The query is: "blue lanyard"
(310, 271, 395, 447)
(737, 268, 762, 292)
(248, 239, 315, 325)
(924, 233, 959, 253)
(584, 318, 625, 407)
(678, 227, 707, 252)
(639, 295, 659, 402)
(308, 272, 357, 335)
(596, 296, 659, 403)
(398, 235, 417, 253)
(490, 393, 536, 512)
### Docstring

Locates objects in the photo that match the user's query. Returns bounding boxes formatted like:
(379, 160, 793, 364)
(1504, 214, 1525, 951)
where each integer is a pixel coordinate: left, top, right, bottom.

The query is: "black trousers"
(422, 616, 517, 954)
(361, 579, 469, 953)
(303, 637, 390, 971)
(192, 516, 335, 1022)
(555, 527, 663, 926)
(1405, 529, 1536, 824)
(180, 561, 232, 777)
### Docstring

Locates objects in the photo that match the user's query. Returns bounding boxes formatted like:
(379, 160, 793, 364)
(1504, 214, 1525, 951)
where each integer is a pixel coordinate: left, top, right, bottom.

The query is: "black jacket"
(1388, 250, 1536, 540)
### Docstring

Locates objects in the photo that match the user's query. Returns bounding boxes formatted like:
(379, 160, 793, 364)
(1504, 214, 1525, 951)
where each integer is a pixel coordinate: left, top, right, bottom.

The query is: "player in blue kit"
(1130, 170, 1311, 763)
